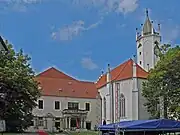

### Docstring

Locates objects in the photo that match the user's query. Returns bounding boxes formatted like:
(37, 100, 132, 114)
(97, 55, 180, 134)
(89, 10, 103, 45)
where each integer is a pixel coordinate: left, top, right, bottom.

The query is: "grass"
(2, 131, 99, 135)
(69, 131, 98, 135)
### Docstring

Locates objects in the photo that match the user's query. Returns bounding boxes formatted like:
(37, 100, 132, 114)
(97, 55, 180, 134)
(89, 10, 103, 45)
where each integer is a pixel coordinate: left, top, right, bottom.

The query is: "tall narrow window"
(103, 97, 106, 119)
(55, 101, 60, 110)
(85, 103, 90, 111)
(116, 83, 120, 121)
(120, 94, 125, 118)
(38, 100, 43, 109)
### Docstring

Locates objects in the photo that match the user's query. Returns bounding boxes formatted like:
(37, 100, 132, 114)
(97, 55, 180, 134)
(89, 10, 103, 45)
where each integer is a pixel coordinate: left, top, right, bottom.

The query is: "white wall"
(137, 34, 161, 71)
(114, 79, 133, 121)
(31, 96, 100, 130)
(137, 78, 151, 120)
(99, 78, 138, 123)
(99, 77, 152, 123)
(98, 85, 111, 124)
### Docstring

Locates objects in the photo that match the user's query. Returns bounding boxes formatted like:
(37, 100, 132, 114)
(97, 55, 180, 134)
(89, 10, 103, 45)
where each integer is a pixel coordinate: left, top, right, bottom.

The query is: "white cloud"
(117, 0, 138, 14)
(52, 0, 139, 41)
(68, 0, 139, 15)
(0, 0, 42, 12)
(1, 0, 40, 4)
(81, 57, 98, 70)
(52, 19, 102, 41)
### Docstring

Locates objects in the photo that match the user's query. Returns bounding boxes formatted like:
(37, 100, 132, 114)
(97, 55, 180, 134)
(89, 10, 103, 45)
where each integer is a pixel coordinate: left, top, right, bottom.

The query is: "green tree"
(142, 44, 180, 119)
(0, 42, 40, 132)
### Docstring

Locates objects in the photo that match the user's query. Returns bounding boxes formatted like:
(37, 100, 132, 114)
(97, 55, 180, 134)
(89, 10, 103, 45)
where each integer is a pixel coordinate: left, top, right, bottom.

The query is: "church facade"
(96, 10, 161, 124)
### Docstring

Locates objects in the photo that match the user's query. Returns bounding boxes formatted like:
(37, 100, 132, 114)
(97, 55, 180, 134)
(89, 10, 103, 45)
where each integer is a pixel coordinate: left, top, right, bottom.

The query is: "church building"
(96, 9, 161, 124)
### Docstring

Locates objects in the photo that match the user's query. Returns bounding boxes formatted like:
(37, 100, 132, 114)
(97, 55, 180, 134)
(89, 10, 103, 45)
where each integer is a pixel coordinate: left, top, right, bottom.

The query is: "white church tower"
(136, 9, 161, 72)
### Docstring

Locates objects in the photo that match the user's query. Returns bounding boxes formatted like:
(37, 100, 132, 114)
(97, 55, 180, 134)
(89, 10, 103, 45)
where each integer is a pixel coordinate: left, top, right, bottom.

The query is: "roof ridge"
(80, 80, 95, 84)
(95, 59, 132, 84)
(110, 58, 132, 71)
(113, 59, 132, 81)
(36, 67, 77, 80)
(95, 73, 104, 84)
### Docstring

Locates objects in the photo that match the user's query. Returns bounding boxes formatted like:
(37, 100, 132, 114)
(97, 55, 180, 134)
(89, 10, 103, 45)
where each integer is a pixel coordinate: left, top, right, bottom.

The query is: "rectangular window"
(85, 103, 90, 111)
(140, 61, 142, 65)
(38, 100, 43, 109)
(38, 117, 44, 126)
(68, 102, 79, 110)
(55, 101, 60, 110)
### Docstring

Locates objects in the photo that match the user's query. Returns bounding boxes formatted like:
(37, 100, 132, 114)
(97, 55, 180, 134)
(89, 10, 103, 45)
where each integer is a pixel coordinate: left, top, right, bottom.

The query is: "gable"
(36, 67, 77, 81)
(96, 59, 148, 89)
(36, 67, 98, 98)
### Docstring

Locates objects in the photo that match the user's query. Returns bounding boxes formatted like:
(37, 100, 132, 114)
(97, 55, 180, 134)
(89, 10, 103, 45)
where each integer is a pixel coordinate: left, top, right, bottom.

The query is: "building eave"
(97, 77, 148, 89)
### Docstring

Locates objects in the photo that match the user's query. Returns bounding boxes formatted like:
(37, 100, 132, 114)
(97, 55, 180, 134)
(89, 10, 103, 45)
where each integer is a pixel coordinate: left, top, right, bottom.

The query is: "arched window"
(154, 42, 160, 57)
(120, 94, 125, 118)
(103, 97, 106, 119)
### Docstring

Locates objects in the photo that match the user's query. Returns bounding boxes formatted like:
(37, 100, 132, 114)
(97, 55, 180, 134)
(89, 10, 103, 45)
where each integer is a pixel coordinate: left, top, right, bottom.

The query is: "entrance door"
(71, 118, 76, 127)
(86, 122, 91, 130)
(71, 118, 80, 128)
(55, 121, 60, 130)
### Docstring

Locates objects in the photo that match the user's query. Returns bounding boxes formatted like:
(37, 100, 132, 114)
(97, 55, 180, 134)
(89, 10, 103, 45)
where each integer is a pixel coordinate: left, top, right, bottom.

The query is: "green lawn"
(2, 131, 99, 135)
(69, 131, 99, 135)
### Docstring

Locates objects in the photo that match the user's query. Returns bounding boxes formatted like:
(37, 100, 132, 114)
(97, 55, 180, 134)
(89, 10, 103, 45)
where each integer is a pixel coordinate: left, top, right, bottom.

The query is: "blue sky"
(0, 0, 180, 81)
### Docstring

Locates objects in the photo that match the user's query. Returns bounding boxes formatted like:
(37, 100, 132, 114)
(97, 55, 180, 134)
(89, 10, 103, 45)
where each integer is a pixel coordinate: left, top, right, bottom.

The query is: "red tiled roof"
(96, 59, 148, 89)
(36, 67, 77, 81)
(36, 67, 98, 99)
